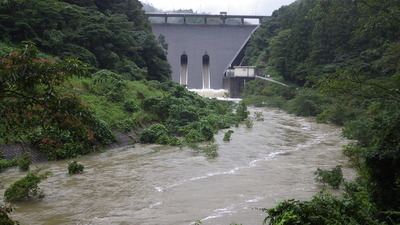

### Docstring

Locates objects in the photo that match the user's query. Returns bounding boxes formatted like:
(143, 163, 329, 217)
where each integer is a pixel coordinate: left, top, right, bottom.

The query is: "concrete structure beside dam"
(147, 13, 265, 90)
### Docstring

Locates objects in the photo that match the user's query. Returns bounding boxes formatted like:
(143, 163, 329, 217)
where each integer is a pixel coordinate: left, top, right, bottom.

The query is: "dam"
(147, 13, 265, 90)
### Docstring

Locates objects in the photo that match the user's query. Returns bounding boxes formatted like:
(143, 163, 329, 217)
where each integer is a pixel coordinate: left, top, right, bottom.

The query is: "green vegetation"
(0, 203, 19, 225)
(0, 0, 247, 162)
(242, 0, 400, 223)
(0, 0, 170, 81)
(261, 187, 380, 225)
(244, 118, 254, 128)
(4, 171, 51, 202)
(17, 152, 31, 172)
(223, 130, 234, 142)
(0, 153, 31, 173)
(188, 143, 219, 159)
(0, 159, 18, 173)
(67, 161, 84, 175)
(314, 165, 343, 189)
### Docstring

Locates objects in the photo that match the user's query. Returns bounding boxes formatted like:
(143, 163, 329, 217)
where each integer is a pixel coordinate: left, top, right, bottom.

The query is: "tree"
(4, 170, 51, 202)
(0, 42, 97, 147)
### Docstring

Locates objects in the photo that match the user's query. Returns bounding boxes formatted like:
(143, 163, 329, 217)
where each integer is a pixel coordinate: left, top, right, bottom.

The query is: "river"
(0, 107, 353, 225)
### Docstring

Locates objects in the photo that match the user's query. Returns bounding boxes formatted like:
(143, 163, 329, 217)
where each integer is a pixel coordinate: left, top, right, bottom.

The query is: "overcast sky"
(141, 0, 297, 16)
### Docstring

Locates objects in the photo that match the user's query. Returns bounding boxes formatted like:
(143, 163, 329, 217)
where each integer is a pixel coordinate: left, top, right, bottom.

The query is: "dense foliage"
(242, 0, 400, 223)
(67, 161, 84, 175)
(0, 43, 116, 160)
(138, 81, 245, 146)
(4, 170, 51, 202)
(314, 165, 343, 189)
(0, 0, 170, 81)
(261, 187, 380, 225)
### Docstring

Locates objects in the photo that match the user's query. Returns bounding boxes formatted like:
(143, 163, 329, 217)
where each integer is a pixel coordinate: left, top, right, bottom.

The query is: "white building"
(233, 66, 256, 77)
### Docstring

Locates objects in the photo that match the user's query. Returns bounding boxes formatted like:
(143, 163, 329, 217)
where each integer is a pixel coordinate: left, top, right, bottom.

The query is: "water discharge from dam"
(180, 54, 188, 85)
(202, 54, 211, 89)
(0, 107, 354, 225)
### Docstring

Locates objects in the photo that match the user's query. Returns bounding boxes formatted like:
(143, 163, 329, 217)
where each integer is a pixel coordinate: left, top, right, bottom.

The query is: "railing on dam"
(145, 12, 266, 26)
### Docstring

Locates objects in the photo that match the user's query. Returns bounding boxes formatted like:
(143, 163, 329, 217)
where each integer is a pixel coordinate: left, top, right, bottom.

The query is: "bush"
(316, 103, 358, 125)
(254, 111, 264, 121)
(123, 99, 139, 112)
(4, 171, 51, 202)
(18, 152, 31, 172)
(167, 104, 199, 127)
(245, 118, 254, 128)
(68, 161, 84, 175)
(236, 101, 249, 121)
(285, 89, 329, 117)
(223, 130, 234, 141)
(92, 117, 116, 146)
(189, 144, 219, 159)
(261, 187, 380, 225)
(0, 159, 18, 173)
(185, 129, 206, 143)
(139, 124, 170, 144)
(314, 165, 343, 188)
(0, 203, 19, 225)
(91, 69, 126, 102)
(29, 127, 88, 160)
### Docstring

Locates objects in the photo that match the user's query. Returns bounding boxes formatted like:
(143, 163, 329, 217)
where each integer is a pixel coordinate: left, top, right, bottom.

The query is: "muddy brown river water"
(0, 107, 354, 225)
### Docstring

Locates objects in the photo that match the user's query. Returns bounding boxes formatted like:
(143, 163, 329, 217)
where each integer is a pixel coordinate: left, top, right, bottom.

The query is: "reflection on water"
(0, 107, 354, 225)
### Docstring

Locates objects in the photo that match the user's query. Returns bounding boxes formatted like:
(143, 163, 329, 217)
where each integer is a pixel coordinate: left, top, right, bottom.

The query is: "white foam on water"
(189, 89, 229, 98)
(201, 205, 236, 222)
(246, 196, 264, 203)
(156, 150, 290, 193)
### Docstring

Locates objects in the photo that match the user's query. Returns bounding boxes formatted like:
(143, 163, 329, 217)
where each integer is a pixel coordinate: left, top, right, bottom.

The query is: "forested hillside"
(244, 0, 400, 85)
(0, 0, 247, 164)
(0, 0, 170, 81)
(243, 0, 400, 223)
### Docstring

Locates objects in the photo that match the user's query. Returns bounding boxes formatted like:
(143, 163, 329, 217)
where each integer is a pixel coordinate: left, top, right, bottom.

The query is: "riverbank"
(0, 130, 140, 163)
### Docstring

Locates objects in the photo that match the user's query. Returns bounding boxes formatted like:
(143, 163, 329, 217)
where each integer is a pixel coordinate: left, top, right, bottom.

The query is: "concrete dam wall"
(151, 23, 258, 89)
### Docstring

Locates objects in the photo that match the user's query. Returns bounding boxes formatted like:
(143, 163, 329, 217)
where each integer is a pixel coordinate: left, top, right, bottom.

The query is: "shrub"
(29, 127, 88, 160)
(167, 104, 199, 127)
(314, 165, 343, 188)
(169, 137, 182, 147)
(189, 144, 219, 159)
(4, 171, 51, 202)
(123, 99, 139, 112)
(236, 101, 249, 121)
(91, 69, 126, 102)
(139, 124, 170, 144)
(245, 118, 254, 128)
(261, 188, 380, 225)
(316, 103, 358, 125)
(254, 111, 264, 121)
(200, 123, 214, 141)
(223, 130, 234, 141)
(68, 161, 84, 175)
(92, 117, 116, 146)
(185, 129, 205, 143)
(285, 89, 329, 117)
(0, 203, 19, 225)
(18, 152, 31, 172)
(0, 159, 18, 173)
